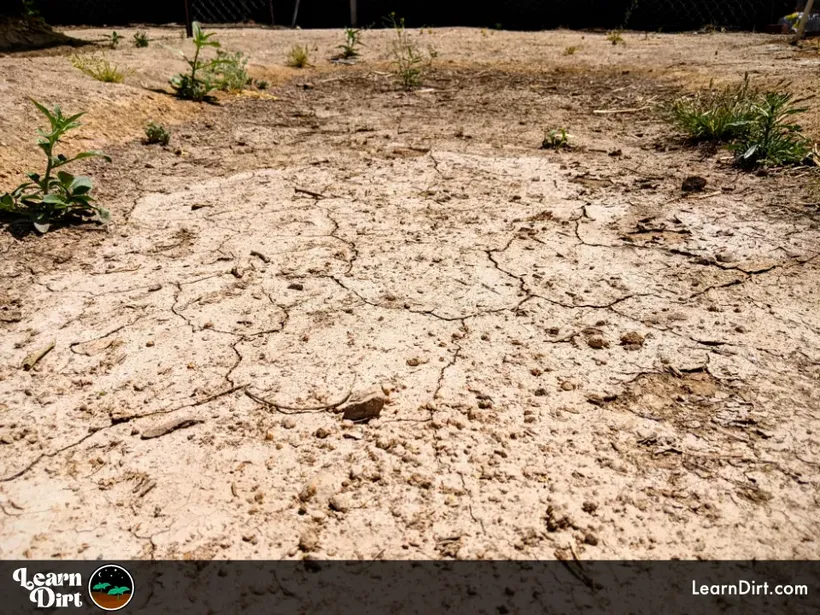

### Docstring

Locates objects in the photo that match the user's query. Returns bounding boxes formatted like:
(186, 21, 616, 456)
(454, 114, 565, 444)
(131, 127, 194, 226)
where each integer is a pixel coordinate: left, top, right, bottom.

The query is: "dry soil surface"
(1, 27, 819, 560)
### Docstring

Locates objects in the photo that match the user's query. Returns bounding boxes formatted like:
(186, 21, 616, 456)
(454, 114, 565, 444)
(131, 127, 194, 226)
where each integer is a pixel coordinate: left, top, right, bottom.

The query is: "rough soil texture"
(1, 27, 819, 560)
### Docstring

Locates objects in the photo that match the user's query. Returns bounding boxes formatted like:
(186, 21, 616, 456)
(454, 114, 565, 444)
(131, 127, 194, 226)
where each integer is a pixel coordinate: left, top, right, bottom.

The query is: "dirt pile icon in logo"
(87, 564, 134, 611)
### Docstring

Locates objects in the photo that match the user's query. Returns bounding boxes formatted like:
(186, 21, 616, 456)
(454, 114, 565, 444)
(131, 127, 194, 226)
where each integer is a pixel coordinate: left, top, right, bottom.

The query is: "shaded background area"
(35, 0, 795, 31)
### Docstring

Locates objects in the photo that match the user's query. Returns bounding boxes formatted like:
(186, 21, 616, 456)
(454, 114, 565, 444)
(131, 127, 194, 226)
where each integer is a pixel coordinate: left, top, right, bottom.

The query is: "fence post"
(183, 0, 193, 37)
(291, 0, 301, 27)
(269, 0, 275, 25)
(350, 0, 358, 26)
(792, 0, 816, 43)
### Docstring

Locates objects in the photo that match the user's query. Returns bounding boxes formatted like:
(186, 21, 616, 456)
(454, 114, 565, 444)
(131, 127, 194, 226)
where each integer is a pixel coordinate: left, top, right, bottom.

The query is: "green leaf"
(29, 98, 55, 127)
(742, 145, 758, 160)
(42, 194, 67, 205)
(30, 98, 50, 116)
(68, 195, 92, 207)
(75, 150, 112, 163)
(69, 176, 94, 194)
(63, 112, 86, 127)
(12, 184, 35, 198)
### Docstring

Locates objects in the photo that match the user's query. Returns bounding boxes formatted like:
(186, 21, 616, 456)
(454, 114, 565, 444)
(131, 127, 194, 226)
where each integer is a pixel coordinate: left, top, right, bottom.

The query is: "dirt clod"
(682, 176, 707, 192)
(715, 251, 736, 263)
(620, 331, 645, 347)
(582, 501, 598, 514)
(586, 336, 609, 349)
(298, 530, 320, 553)
(299, 482, 317, 503)
(545, 506, 572, 532)
(340, 388, 386, 422)
(328, 494, 350, 513)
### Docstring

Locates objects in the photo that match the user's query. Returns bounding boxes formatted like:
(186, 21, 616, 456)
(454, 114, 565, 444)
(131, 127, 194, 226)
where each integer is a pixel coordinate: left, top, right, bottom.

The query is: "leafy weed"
(134, 31, 150, 48)
(169, 22, 224, 101)
(668, 77, 814, 168)
(107, 31, 123, 49)
(145, 121, 171, 146)
(0, 100, 110, 233)
(730, 91, 812, 168)
(541, 128, 570, 149)
(388, 13, 432, 90)
(207, 50, 250, 91)
(607, 29, 625, 45)
(667, 75, 759, 142)
(335, 27, 363, 60)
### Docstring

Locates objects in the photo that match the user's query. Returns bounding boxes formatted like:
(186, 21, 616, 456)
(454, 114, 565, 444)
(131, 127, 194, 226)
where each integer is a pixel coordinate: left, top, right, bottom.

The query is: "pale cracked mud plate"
(2, 149, 819, 560)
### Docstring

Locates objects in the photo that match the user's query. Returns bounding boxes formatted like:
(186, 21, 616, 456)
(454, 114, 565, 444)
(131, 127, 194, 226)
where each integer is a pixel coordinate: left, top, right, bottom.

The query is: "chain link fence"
(627, 0, 794, 30)
(38, 0, 798, 31)
(189, 0, 273, 25)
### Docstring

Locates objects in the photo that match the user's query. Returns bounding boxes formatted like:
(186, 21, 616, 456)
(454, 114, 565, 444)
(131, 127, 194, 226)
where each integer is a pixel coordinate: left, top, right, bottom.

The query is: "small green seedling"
(207, 50, 250, 91)
(388, 13, 431, 90)
(0, 100, 110, 233)
(287, 44, 312, 68)
(108, 31, 123, 49)
(134, 31, 149, 48)
(169, 22, 224, 101)
(541, 128, 570, 149)
(563, 45, 579, 55)
(336, 27, 363, 59)
(607, 29, 625, 45)
(145, 121, 171, 146)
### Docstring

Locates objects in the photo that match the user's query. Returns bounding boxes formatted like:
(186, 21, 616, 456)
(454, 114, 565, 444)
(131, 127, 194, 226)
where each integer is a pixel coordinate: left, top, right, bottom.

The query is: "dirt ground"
(1, 26, 819, 561)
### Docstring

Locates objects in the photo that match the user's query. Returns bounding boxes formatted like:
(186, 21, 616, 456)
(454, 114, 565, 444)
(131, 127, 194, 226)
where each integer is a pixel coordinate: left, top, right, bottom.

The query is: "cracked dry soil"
(1, 28, 819, 560)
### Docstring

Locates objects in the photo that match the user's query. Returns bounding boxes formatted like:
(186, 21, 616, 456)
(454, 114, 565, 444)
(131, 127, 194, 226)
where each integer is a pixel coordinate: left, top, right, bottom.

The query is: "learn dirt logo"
(12, 567, 83, 608)
(87, 564, 134, 611)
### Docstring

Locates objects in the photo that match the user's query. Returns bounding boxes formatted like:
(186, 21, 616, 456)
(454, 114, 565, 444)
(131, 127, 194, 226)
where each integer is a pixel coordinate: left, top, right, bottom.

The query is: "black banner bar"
(1, 560, 818, 614)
